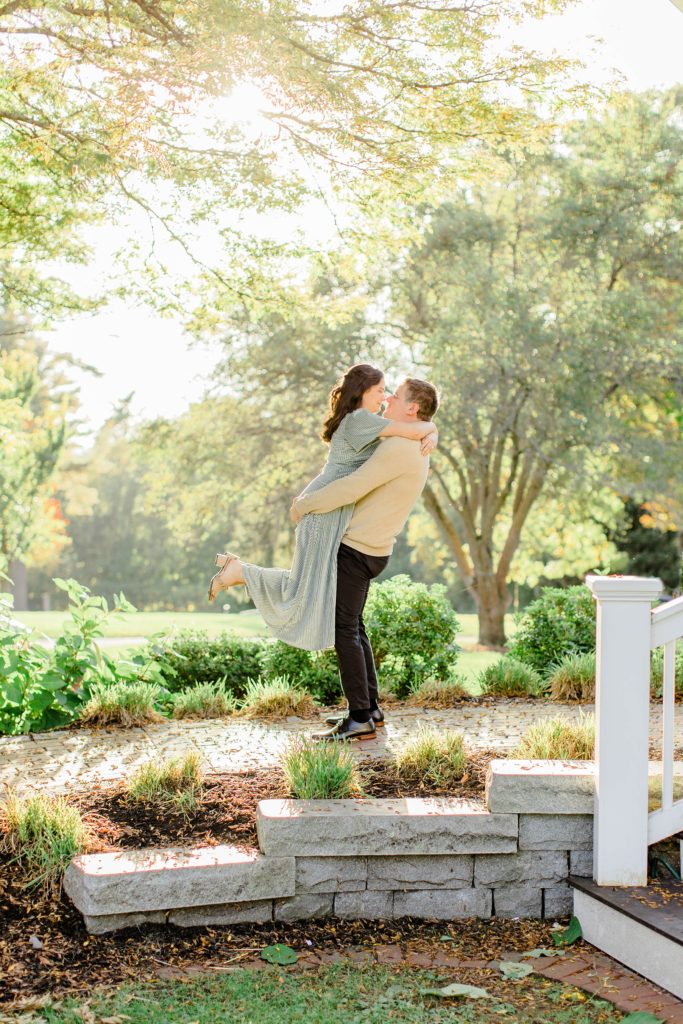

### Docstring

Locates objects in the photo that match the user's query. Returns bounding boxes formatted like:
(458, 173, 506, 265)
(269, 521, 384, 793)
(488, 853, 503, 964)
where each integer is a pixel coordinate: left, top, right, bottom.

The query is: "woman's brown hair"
(320, 363, 384, 443)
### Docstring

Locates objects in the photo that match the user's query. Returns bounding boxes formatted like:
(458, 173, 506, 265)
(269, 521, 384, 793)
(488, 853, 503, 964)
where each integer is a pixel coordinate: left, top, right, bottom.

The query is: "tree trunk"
(473, 572, 510, 648)
(10, 560, 28, 609)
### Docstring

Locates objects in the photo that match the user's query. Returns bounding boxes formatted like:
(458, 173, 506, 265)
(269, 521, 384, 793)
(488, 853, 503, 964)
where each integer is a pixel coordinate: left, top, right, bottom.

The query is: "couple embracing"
(208, 364, 439, 740)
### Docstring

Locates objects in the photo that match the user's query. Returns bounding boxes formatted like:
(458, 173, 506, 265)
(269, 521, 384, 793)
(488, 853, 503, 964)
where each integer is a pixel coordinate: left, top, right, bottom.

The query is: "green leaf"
(39, 672, 68, 691)
(260, 944, 298, 965)
(2, 682, 23, 705)
(439, 934, 456, 942)
(499, 962, 534, 980)
(523, 948, 565, 958)
(551, 916, 582, 946)
(27, 690, 55, 713)
(420, 984, 491, 999)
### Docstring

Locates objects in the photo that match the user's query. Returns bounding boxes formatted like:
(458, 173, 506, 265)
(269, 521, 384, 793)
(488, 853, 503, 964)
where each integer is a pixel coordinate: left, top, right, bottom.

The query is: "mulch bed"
(0, 754, 500, 1004)
(63, 751, 495, 853)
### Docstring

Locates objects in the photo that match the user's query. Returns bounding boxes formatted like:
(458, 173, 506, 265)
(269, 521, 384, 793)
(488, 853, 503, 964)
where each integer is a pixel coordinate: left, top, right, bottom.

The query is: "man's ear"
(407, 402, 419, 417)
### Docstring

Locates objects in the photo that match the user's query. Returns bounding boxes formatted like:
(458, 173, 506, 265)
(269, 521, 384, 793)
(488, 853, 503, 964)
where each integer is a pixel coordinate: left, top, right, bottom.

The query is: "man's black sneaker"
(312, 716, 377, 741)
(325, 706, 385, 728)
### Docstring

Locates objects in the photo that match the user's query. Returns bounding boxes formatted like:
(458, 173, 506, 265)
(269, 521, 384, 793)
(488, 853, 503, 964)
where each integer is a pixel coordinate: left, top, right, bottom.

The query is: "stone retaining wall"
(65, 761, 595, 933)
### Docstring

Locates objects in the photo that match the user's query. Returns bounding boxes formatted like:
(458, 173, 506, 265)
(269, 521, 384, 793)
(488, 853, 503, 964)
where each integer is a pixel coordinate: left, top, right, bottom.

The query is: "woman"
(208, 363, 437, 650)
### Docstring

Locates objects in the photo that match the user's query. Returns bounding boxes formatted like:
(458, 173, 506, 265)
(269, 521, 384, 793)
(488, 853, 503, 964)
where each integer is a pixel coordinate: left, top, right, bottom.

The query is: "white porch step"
(571, 876, 683, 1000)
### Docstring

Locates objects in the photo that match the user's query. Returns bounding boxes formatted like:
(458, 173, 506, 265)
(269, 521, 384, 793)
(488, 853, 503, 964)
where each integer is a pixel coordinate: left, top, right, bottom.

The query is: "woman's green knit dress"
(242, 409, 388, 650)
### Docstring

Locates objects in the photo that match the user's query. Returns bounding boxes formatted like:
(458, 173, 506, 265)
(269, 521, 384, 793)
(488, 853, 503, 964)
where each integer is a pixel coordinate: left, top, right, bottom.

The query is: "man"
(290, 377, 439, 741)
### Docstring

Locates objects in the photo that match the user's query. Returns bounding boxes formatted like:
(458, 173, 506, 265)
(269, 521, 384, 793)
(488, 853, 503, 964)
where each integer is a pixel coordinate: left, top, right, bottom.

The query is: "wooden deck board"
(570, 875, 683, 947)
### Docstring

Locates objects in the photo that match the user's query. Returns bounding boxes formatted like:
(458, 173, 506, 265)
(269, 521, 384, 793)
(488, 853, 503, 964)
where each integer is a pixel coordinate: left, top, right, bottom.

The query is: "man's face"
(384, 383, 418, 421)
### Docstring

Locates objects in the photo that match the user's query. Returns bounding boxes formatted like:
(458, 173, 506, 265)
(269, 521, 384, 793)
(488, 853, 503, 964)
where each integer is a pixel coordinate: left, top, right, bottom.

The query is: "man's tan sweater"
(293, 437, 429, 557)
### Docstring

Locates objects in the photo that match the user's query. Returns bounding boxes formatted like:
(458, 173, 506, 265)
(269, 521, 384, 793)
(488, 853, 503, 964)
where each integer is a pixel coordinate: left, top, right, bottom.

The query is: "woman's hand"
(290, 498, 303, 525)
(420, 429, 438, 456)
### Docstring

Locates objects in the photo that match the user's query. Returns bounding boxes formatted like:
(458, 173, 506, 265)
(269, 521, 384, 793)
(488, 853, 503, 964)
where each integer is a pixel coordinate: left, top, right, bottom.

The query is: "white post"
(587, 575, 662, 886)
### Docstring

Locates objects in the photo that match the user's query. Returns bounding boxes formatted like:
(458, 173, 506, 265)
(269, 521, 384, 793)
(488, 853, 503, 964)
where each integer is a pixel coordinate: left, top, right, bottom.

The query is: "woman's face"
(360, 377, 386, 414)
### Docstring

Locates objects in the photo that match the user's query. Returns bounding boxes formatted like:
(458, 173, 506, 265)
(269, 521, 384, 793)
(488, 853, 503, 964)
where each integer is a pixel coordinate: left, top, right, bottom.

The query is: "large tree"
(0, 0, 579, 319)
(384, 89, 683, 643)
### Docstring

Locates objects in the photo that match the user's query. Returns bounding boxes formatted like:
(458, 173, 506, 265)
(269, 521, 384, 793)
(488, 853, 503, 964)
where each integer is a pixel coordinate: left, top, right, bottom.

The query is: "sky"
(42, 0, 683, 442)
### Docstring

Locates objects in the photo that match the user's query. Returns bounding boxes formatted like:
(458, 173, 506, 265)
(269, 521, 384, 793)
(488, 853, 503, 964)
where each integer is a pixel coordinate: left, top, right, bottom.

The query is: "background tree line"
(1, 2, 682, 643)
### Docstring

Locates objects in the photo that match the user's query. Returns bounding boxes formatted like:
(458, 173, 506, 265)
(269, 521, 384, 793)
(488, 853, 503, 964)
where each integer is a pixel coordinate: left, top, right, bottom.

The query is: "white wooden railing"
(588, 574, 683, 886)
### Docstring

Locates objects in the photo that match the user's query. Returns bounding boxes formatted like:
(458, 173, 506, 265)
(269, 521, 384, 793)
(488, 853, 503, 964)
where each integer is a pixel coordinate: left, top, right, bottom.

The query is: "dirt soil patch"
(64, 751, 495, 853)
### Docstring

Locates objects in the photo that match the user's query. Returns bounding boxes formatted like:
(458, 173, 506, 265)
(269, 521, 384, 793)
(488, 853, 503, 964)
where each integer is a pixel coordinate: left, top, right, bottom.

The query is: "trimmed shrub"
(127, 751, 203, 812)
(239, 676, 318, 719)
(393, 726, 468, 787)
(282, 738, 360, 799)
(548, 652, 596, 703)
(515, 714, 595, 760)
(650, 645, 683, 701)
(262, 643, 340, 705)
(0, 791, 93, 891)
(170, 680, 238, 719)
(508, 585, 595, 675)
(149, 629, 266, 697)
(364, 575, 461, 698)
(79, 680, 166, 726)
(408, 676, 470, 708)
(478, 657, 545, 698)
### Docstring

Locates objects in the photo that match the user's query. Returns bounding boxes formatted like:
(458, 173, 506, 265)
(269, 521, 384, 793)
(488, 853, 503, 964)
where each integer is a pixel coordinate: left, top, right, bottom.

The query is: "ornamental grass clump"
(408, 676, 470, 708)
(478, 657, 545, 698)
(171, 680, 237, 719)
(547, 652, 596, 703)
(0, 790, 93, 892)
(79, 680, 165, 726)
(393, 725, 468, 788)
(515, 714, 595, 760)
(127, 751, 203, 813)
(239, 676, 317, 719)
(282, 738, 361, 799)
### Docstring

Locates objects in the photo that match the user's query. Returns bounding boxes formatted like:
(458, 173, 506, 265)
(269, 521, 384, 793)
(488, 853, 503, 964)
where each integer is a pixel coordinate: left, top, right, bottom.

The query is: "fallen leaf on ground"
(551, 916, 582, 946)
(420, 983, 491, 999)
(260, 944, 298, 965)
(499, 962, 534, 980)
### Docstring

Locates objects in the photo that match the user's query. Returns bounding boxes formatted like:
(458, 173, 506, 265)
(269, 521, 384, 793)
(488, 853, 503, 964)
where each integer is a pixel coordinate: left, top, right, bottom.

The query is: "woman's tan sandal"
(214, 551, 238, 569)
(208, 553, 238, 602)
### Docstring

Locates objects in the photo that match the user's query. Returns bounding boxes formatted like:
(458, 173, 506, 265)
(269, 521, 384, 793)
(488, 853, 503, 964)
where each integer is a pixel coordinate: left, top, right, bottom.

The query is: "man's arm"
(290, 441, 406, 523)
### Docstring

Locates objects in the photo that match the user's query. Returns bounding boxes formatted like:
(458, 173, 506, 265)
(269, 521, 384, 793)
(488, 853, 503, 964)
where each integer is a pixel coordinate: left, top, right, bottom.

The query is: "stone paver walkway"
(1, 700, 681, 797)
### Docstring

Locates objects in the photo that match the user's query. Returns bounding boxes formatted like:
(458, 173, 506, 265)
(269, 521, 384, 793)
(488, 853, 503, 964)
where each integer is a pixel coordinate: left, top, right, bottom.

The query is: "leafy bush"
(515, 714, 595, 759)
(0, 580, 168, 735)
(261, 642, 340, 705)
(0, 790, 93, 891)
(393, 726, 467, 787)
(127, 751, 204, 813)
(478, 657, 545, 698)
(282, 738, 360, 799)
(149, 629, 266, 697)
(508, 585, 595, 675)
(408, 676, 470, 707)
(239, 676, 318, 719)
(79, 680, 167, 726)
(170, 681, 238, 719)
(364, 575, 461, 698)
(650, 645, 683, 701)
(548, 652, 596, 703)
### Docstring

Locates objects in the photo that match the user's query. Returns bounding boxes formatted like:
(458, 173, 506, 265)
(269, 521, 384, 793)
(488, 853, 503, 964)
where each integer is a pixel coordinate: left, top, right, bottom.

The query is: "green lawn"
(13, 609, 268, 639)
(14, 610, 515, 643)
(40, 963, 624, 1024)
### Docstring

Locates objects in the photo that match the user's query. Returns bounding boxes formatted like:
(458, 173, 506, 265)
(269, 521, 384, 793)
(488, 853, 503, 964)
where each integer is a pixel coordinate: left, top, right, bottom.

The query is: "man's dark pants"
(334, 542, 389, 711)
